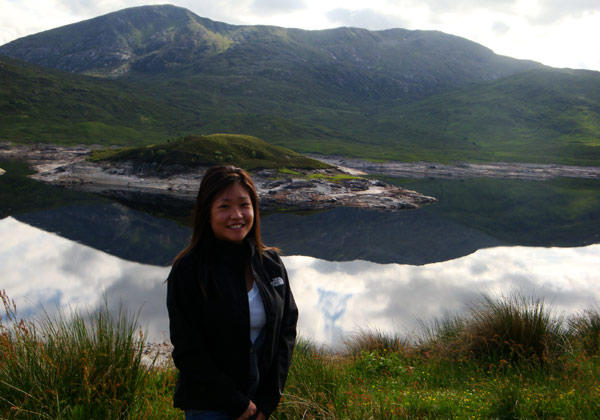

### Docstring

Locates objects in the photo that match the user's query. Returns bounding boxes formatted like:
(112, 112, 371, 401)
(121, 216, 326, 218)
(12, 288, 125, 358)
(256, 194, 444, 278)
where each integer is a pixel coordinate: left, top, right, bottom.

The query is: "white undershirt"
(248, 282, 266, 343)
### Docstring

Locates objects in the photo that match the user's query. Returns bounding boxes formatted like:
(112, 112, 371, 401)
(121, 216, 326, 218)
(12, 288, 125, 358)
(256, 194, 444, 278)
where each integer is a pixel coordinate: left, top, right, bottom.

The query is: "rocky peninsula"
(0, 143, 436, 211)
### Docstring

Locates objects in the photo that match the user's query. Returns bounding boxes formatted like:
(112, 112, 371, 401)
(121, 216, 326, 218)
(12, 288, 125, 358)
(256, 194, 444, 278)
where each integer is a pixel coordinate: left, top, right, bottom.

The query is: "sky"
(1, 0, 599, 71)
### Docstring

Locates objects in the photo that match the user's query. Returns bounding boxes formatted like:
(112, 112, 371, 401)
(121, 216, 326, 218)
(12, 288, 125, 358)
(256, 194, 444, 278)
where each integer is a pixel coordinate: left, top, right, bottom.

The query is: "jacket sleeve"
(166, 260, 250, 417)
(255, 254, 299, 418)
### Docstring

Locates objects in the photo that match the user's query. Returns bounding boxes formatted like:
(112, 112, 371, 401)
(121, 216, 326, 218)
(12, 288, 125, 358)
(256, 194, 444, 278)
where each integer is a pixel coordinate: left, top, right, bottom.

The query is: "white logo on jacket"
(271, 277, 284, 287)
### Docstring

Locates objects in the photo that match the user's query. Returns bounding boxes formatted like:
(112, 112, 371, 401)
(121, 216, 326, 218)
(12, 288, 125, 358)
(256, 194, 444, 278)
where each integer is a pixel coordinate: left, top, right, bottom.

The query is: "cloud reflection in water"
(284, 245, 600, 349)
(2, 217, 599, 349)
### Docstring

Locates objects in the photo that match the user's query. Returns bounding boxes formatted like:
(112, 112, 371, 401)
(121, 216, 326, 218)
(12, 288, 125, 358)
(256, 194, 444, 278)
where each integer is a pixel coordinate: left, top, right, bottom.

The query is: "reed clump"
(568, 308, 600, 356)
(277, 294, 600, 419)
(417, 294, 566, 367)
(344, 329, 408, 356)
(0, 290, 148, 419)
(2, 290, 600, 419)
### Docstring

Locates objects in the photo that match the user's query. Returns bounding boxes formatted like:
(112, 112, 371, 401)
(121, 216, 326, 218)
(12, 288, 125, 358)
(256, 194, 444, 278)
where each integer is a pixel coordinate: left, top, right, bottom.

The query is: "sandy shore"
(313, 156, 600, 180)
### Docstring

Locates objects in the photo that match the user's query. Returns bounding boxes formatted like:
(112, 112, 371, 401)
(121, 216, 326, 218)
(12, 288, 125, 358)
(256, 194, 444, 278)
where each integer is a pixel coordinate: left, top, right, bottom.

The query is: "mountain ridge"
(0, 4, 542, 103)
(1, 4, 598, 165)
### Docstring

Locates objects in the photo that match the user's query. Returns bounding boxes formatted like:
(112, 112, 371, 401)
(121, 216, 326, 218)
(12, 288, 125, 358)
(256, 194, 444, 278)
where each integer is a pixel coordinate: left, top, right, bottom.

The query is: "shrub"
(344, 329, 409, 356)
(417, 313, 466, 356)
(278, 339, 338, 420)
(464, 294, 564, 365)
(0, 290, 148, 419)
(568, 309, 600, 356)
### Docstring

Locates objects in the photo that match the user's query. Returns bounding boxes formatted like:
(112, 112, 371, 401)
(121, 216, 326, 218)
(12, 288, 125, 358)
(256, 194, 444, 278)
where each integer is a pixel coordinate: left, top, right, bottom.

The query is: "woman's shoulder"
(170, 248, 201, 277)
(258, 247, 288, 277)
(261, 247, 282, 263)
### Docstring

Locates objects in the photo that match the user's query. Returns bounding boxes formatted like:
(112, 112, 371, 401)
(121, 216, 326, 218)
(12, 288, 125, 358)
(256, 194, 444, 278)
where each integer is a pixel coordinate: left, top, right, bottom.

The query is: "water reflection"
(2, 217, 599, 349)
(0, 217, 171, 340)
(14, 202, 505, 266)
(262, 206, 505, 264)
(15, 203, 190, 266)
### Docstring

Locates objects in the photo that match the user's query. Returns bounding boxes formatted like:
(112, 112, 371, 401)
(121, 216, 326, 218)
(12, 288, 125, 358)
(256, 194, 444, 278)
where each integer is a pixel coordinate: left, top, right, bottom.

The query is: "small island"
(0, 135, 436, 211)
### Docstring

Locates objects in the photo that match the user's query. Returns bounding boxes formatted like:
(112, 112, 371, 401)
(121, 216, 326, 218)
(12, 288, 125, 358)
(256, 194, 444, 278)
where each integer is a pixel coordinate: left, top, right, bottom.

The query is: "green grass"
(3, 291, 600, 419)
(88, 133, 331, 171)
(0, 290, 149, 419)
(3, 52, 600, 166)
(307, 173, 363, 183)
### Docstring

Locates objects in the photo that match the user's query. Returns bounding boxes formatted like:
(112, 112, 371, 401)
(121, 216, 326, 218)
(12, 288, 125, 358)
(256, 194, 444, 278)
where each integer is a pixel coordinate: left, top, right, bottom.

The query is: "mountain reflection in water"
(14, 203, 505, 266)
(2, 217, 599, 349)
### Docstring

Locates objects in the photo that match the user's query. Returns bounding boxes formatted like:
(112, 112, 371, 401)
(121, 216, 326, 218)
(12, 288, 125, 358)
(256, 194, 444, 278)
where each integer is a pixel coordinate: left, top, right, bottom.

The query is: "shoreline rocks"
(142, 341, 173, 368)
(313, 156, 600, 180)
(0, 143, 437, 211)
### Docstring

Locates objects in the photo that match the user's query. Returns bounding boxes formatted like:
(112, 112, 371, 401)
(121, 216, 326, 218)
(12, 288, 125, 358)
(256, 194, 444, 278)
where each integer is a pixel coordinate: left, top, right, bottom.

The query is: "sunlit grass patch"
(2, 291, 600, 419)
(0, 290, 149, 419)
(307, 173, 363, 183)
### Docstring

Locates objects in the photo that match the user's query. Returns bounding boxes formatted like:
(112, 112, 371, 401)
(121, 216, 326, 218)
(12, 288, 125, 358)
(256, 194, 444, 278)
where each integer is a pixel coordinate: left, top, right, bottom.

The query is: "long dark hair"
(173, 165, 267, 264)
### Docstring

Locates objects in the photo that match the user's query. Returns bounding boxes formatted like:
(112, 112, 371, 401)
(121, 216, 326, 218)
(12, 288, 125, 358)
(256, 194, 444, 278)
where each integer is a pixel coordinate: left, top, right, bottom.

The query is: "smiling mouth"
(228, 224, 245, 229)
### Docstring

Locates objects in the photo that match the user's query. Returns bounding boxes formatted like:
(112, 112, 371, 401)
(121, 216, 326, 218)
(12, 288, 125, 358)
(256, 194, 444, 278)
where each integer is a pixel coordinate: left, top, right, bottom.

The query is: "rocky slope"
(0, 143, 436, 211)
(0, 4, 541, 101)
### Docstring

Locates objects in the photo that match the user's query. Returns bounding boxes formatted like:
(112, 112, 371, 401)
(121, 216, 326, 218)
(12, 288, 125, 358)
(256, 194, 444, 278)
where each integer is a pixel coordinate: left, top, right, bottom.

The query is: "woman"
(166, 165, 298, 420)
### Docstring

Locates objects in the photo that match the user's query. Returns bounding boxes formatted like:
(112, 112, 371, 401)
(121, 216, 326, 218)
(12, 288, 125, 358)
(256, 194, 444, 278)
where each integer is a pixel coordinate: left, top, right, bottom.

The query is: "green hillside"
(0, 54, 356, 148)
(2, 54, 599, 165)
(370, 68, 600, 165)
(1, 5, 599, 166)
(0, 55, 184, 145)
(89, 134, 331, 171)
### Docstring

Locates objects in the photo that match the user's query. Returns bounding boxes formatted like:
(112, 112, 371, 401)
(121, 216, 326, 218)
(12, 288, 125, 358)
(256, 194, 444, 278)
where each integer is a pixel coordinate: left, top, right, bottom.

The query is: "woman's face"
(210, 182, 255, 243)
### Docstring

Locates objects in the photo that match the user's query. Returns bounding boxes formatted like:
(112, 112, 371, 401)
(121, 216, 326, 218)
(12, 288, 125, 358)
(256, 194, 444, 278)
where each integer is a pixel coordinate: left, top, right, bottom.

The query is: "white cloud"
(0, 0, 599, 70)
(492, 21, 510, 34)
(531, 0, 600, 24)
(326, 8, 407, 30)
(423, 0, 517, 13)
(251, 0, 307, 14)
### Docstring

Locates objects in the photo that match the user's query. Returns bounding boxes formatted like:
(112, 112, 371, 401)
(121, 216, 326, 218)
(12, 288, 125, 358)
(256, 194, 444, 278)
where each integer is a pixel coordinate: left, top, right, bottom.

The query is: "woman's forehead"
(214, 183, 251, 201)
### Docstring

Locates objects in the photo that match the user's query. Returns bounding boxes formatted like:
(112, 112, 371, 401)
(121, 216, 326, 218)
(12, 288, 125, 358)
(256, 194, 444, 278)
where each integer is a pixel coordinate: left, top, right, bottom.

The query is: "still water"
(2, 211, 599, 349)
(1, 169, 599, 348)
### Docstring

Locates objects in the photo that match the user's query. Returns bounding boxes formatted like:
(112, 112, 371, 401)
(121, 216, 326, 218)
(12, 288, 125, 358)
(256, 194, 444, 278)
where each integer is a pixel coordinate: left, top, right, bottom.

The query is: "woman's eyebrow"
(217, 196, 250, 202)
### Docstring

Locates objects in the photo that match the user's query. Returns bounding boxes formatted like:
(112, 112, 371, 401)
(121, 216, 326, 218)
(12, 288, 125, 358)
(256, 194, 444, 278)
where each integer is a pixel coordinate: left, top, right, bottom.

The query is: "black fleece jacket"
(166, 239, 298, 418)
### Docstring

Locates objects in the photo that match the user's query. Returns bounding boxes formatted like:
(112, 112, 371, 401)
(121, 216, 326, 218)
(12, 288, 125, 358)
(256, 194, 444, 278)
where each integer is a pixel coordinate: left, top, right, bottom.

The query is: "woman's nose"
(231, 206, 243, 218)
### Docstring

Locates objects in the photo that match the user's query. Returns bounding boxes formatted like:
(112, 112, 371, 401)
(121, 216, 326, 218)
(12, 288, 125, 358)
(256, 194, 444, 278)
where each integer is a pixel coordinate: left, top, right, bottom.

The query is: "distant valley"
(1, 4, 599, 165)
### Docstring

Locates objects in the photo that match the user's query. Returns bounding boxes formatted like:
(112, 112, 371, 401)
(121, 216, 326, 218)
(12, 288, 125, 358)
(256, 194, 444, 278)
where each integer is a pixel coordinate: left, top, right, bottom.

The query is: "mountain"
(0, 4, 540, 104)
(1, 4, 599, 165)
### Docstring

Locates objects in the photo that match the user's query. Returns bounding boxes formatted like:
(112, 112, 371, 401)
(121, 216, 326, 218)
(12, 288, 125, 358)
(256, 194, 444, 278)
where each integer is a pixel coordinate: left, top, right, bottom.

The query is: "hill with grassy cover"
(89, 134, 330, 171)
(0, 55, 186, 145)
(1, 5, 599, 166)
(369, 68, 600, 165)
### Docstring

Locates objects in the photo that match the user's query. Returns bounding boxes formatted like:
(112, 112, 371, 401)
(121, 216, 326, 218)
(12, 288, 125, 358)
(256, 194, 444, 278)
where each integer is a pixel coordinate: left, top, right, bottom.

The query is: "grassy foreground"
(2, 291, 600, 419)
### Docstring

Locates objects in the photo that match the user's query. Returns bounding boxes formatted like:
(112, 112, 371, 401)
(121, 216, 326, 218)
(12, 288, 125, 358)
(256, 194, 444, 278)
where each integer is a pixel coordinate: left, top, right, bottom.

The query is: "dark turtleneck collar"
(213, 237, 254, 265)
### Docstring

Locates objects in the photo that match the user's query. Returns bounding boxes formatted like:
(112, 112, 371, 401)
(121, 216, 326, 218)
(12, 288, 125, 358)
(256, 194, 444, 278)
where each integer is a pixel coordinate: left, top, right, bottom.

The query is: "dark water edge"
(3, 158, 600, 265)
(385, 177, 600, 247)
